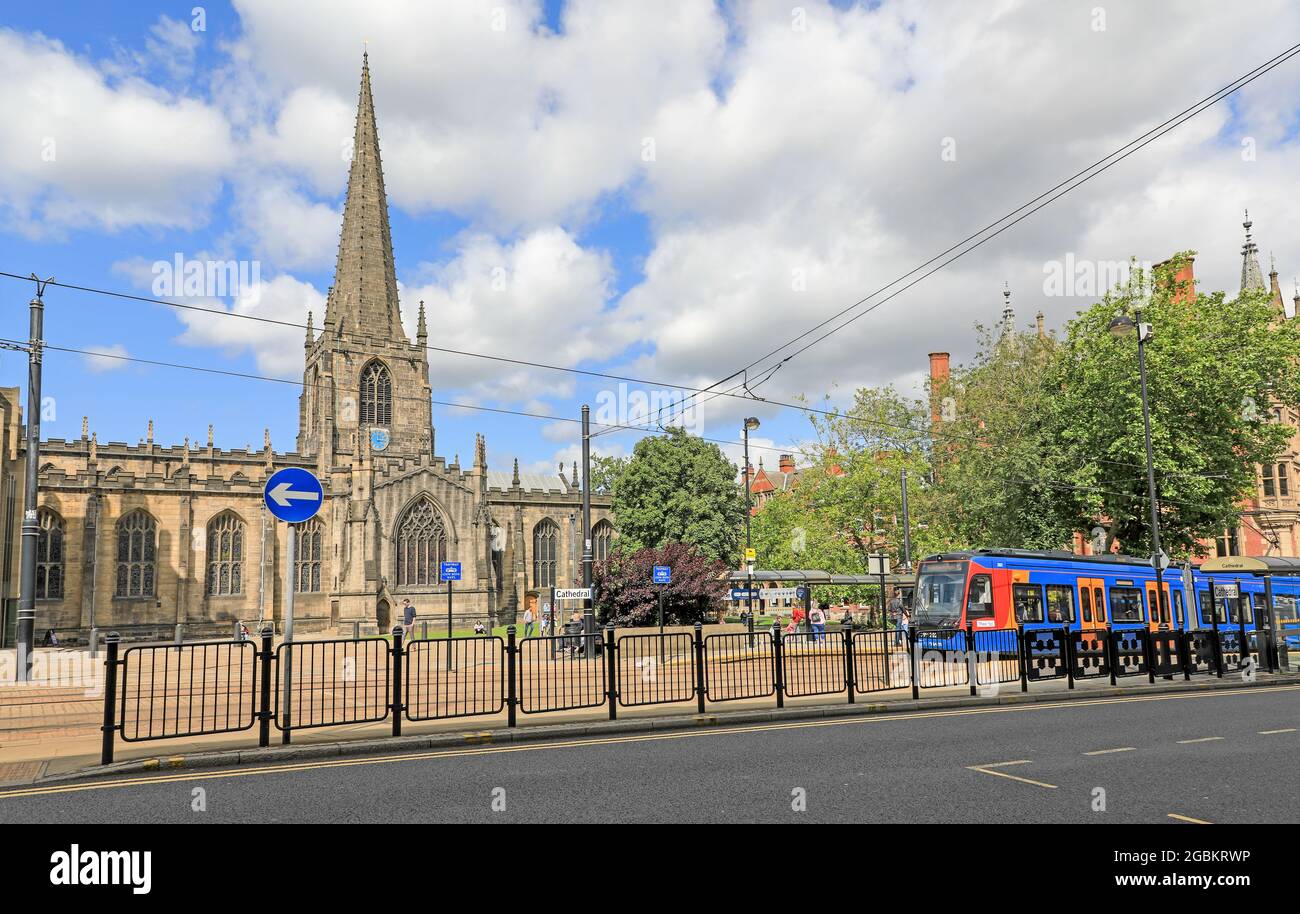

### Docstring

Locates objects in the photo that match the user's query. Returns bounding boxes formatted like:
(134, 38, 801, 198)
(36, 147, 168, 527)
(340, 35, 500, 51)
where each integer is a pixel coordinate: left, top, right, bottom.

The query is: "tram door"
(1078, 578, 1107, 631)
(1145, 581, 1172, 631)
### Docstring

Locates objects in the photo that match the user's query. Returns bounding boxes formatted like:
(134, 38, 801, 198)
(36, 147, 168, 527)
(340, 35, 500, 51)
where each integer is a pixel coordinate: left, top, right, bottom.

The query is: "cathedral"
(1, 54, 611, 640)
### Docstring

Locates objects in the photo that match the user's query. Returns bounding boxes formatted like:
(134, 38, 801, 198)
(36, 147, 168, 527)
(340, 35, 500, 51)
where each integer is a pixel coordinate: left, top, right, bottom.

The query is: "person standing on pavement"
(809, 602, 828, 643)
(401, 598, 416, 640)
(523, 605, 535, 638)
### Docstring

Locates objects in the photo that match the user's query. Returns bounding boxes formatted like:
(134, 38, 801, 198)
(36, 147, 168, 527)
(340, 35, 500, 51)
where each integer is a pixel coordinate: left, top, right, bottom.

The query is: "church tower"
(298, 52, 433, 468)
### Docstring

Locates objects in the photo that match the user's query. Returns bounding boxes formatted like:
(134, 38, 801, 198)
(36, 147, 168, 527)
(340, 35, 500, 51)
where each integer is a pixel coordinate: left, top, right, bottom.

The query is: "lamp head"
(1108, 313, 1136, 338)
(744, 416, 761, 431)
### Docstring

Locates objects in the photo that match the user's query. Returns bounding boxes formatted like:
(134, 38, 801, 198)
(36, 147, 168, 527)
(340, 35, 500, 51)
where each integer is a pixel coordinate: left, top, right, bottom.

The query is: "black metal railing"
(518, 633, 606, 714)
(703, 630, 776, 702)
(405, 636, 505, 721)
(95, 616, 1294, 765)
(118, 639, 258, 742)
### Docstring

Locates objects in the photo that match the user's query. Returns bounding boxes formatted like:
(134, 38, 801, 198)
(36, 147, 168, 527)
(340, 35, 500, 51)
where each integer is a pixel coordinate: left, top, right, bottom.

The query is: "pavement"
(1, 681, 1295, 823)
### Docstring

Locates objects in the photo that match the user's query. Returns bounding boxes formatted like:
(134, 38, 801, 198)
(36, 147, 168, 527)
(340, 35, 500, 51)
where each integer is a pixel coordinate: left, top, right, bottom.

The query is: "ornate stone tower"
(298, 51, 433, 469)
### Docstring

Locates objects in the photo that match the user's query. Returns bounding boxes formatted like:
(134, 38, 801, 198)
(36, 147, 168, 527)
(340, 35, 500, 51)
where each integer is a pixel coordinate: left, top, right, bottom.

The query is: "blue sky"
(1, 1, 1297, 474)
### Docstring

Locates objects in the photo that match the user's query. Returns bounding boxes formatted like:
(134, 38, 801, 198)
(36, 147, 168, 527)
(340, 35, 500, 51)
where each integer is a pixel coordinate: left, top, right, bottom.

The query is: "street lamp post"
(1109, 308, 1168, 623)
(743, 417, 759, 647)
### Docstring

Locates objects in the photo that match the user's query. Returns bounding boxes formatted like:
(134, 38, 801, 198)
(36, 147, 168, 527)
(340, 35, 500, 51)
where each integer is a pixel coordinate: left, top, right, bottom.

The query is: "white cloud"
(81, 344, 131, 373)
(0, 29, 234, 235)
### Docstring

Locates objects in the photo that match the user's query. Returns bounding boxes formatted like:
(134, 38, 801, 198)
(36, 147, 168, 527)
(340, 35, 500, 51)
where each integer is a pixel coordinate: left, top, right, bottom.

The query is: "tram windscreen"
(913, 561, 968, 627)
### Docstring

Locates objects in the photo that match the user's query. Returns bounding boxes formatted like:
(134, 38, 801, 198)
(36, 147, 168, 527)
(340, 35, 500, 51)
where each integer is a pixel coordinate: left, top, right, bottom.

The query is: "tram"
(911, 549, 1300, 651)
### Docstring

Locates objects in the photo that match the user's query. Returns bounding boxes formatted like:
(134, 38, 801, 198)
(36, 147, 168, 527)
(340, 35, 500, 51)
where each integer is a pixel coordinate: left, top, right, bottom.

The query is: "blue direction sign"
(730, 588, 759, 601)
(440, 561, 462, 582)
(653, 565, 671, 584)
(263, 467, 323, 523)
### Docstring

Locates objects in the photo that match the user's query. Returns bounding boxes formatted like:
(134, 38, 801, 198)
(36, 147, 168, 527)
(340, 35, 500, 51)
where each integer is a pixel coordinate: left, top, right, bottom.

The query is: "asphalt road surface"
(2, 685, 1297, 824)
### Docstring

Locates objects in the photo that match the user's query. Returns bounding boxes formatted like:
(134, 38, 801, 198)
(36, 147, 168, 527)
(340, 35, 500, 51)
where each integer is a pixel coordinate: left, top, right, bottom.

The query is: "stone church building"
(2, 54, 611, 640)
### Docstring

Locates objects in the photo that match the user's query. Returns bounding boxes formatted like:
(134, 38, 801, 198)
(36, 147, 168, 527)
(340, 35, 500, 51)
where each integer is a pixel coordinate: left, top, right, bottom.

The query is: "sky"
(1, 0, 1298, 478)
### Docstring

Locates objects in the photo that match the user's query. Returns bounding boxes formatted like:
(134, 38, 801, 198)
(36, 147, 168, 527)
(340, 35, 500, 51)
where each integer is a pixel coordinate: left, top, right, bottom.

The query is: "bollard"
(605, 624, 618, 720)
(391, 626, 404, 737)
(258, 625, 274, 747)
(1106, 626, 1118, 687)
(100, 633, 121, 765)
(506, 625, 518, 728)
(174, 623, 183, 646)
(1018, 628, 1029, 693)
(1179, 630, 1192, 681)
(1063, 627, 1075, 690)
(1144, 629, 1156, 684)
(421, 620, 428, 642)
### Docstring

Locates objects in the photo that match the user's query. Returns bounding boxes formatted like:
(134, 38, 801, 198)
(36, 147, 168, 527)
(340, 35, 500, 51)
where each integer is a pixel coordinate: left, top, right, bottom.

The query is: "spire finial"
(512, 458, 520, 487)
(147, 418, 153, 443)
(1240, 209, 1265, 293)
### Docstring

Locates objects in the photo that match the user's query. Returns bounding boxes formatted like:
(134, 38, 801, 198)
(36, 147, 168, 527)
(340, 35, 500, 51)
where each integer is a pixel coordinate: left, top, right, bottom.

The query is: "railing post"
(606, 623, 618, 720)
(1142, 629, 1155, 684)
(258, 625, 274, 747)
(693, 622, 706, 713)
(844, 623, 856, 703)
(1238, 610, 1250, 672)
(772, 624, 785, 709)
(966, 623, 977, 697)
(1017, 628, 1028, 692)
(100, 633, 120, 766)
(1212, 626, 1225, 678)
(391, 625, 404, 737)
(908, 627, 919, 700)
(1179, 630, 1191, 681)
(506, 625, 517, 728)
(1063, 627, 1075, 690)
(1106, 626, 1118, 687)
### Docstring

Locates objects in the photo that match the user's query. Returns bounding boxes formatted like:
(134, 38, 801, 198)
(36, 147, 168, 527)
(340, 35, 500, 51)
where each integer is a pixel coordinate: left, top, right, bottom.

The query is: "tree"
(588, 454, 629, 495)
(593, 542, 729, 626)
(928, 318, 1075, 550)
(1038, 254, 1300, 558)
(611, 427, 744, 563)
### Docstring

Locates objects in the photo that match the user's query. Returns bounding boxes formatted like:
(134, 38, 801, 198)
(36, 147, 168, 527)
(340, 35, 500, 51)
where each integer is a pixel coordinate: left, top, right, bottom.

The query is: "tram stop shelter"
(725, 569, 915, 630)
(1199, 555, 1300, 672)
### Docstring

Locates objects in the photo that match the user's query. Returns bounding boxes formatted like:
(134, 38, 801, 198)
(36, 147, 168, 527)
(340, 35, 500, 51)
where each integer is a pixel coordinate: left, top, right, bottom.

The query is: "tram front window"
(914, 561, 968, 627)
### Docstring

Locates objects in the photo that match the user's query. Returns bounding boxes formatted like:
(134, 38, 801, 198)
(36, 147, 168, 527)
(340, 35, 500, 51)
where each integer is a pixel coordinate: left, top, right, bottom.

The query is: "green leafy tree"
(1039, 254, 1300, 557)
(589, 455, 629, 495)
(593, 542, 728, 626)
(611, 427, 744, 563)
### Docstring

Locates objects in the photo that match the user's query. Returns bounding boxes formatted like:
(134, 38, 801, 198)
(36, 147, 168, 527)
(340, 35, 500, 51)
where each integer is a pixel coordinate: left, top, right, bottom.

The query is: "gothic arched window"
(36, 508, 64, 600)
(533, 518, 559, 589)
(115, 510, 157, 598)
(396, 496, 446, 586)
(295, 517, 323, 593)
(592, 519, 614, 563)
(205, 512, 244, 596)
(359, 360, 392, 428)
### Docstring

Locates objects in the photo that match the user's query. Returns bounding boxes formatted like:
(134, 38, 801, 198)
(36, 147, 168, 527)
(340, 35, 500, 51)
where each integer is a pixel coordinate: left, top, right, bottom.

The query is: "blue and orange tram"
(911, 549, 1300, 652)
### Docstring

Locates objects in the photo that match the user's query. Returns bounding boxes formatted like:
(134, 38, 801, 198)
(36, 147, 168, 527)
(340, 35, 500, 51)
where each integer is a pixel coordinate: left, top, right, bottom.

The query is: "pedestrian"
(569, 609, 584, 655)
(540, 607, 552, 637)
(897, 605, 910, 647)
(523, 605, 535, 638)
(842, 607, 855, 629)
(401, 598, 416, 640)
(888, 591, 904, 635)
(810, 601, 828, 643)
(473, 620, 486, 635)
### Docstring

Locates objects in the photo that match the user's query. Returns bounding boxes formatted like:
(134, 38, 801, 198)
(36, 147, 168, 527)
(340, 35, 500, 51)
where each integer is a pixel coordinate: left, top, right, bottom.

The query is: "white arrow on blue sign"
(263, 467, 323, 523)
(440, 562, 462, 582)
(653, 565, 671, 584)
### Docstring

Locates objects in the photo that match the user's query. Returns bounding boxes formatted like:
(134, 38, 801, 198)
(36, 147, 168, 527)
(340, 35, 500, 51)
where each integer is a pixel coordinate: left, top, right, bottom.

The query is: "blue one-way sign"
(440, 561, 462, 582)
(653, 565, 671, 584)
(263, 467, 323, 523)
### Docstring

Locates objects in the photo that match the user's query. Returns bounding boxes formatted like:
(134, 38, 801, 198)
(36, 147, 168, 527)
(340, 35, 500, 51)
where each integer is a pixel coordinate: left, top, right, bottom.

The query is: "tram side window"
(1013, 584, 1044, 623)
(966, 574, 994, 619)
(1046, 585, 1075, 623)
(1109, 587, 1144, 623)
(1080, 587, 1093, 623)
(1198, 590, 1225, 625)
(1227, 594, 1254, 625)
(1173, 591, 1184, 628)
(1094, 587, 1106, 624)
(1275, 595, 1298, 623)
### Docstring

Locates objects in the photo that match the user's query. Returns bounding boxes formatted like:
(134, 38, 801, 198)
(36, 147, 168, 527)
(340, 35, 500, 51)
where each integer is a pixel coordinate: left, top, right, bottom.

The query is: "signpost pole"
(658, 586, 665, 665)
(282, 521, 296, 744)
(447, 579, 454, 671)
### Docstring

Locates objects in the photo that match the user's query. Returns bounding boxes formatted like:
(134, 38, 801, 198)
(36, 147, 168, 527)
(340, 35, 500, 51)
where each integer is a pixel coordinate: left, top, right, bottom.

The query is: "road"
(1, 685, 1296, 824)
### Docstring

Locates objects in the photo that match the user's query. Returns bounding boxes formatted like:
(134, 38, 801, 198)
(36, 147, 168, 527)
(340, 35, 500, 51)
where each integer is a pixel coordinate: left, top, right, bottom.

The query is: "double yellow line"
(1, 684, 1295, 801)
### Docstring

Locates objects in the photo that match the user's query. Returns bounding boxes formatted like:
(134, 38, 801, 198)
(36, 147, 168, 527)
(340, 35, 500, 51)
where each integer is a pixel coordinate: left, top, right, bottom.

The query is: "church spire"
(1240, 210, 1265, 294)
(325, 51, 404, 341)
(999, 282, 1015, 340)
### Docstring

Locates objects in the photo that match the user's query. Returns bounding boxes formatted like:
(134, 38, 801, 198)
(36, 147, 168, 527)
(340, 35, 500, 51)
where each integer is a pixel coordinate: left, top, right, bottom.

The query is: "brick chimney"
(1156, 255, 1196, 304)
(778, 454, 795, 474)
(928, 351, 950, 424)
